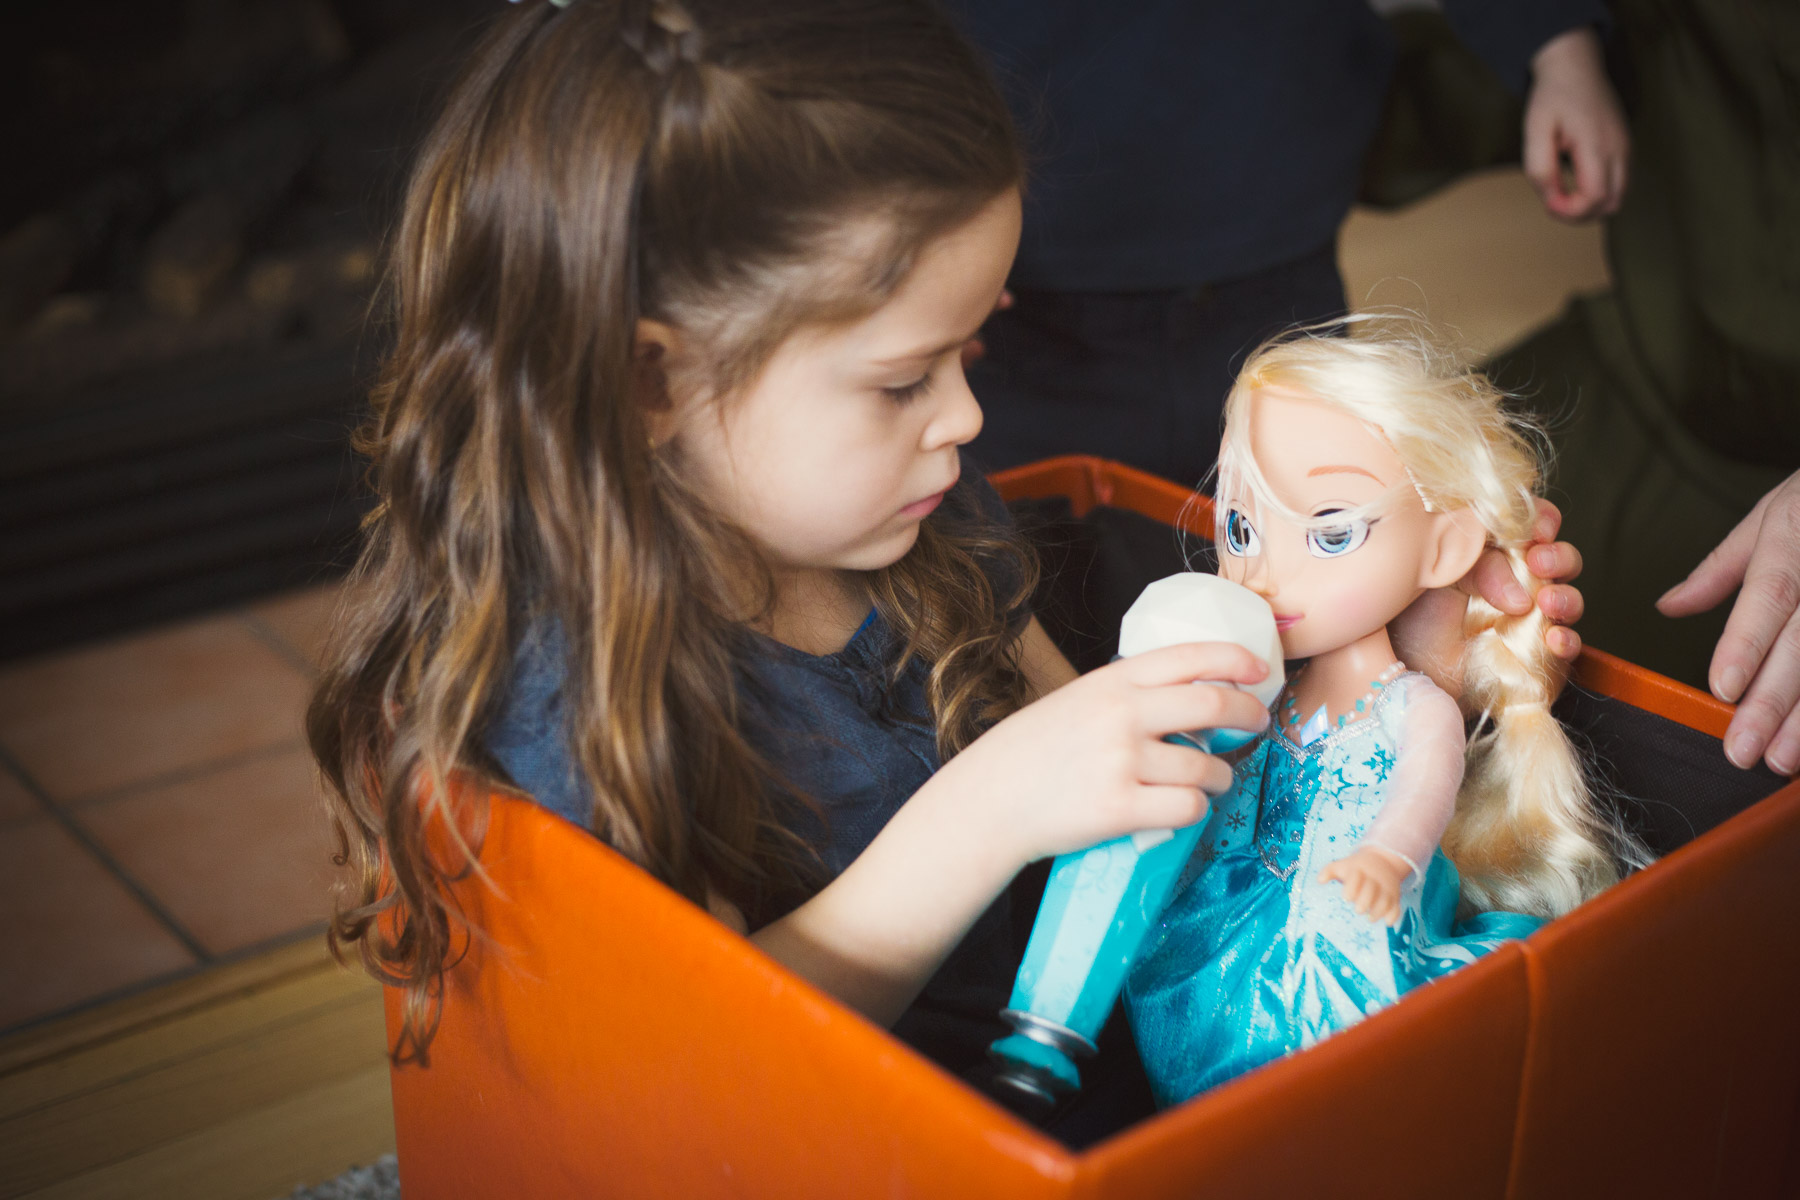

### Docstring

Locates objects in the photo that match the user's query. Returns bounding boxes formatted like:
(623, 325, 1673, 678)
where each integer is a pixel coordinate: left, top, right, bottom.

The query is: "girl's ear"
(1418, 508, 1488, 590)
(634, 319, 683, 446)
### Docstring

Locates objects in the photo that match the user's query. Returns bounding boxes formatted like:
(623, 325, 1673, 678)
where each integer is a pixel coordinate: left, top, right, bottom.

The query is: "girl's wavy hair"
(1218, 316, 1648, 919)
(307, 0, 1033, 1062)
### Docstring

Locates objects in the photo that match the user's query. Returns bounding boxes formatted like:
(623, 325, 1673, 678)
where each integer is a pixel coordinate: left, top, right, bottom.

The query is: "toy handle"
(987, 574, 1280, 1108)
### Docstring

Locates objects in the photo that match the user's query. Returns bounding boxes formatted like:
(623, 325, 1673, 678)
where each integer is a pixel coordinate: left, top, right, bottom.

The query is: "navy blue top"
(946, 0, 1604, 290)
(483, 464, 1034, 1074)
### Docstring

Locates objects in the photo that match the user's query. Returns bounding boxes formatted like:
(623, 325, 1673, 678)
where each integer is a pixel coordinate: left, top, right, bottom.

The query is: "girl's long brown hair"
(307, 0, 1031, 1062)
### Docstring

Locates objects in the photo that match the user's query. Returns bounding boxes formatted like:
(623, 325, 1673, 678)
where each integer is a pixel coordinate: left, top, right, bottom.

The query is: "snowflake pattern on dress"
(1125, 672, 1545, 1107)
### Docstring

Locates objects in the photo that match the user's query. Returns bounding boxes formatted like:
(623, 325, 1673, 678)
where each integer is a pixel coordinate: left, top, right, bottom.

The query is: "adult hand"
(1657, 471, 1800, 773)
(1392, 499, 1584, 698)
(1523, 26, 1629, 222)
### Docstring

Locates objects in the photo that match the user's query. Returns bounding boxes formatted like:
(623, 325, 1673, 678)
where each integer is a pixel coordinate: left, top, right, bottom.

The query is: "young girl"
(308, 0, 1583, 1101)
(1126, 324, 1640, 1104)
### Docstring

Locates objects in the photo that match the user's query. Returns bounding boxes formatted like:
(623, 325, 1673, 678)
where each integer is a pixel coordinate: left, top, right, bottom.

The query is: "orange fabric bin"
(386, 456, 1800, 1198)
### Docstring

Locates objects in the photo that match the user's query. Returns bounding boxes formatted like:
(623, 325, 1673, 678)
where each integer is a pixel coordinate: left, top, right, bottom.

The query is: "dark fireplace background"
(0, 0, 492, 661)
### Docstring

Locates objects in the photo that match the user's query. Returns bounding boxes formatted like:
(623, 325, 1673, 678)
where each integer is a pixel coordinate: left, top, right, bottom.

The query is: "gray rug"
(285, 1156, 400, 1199)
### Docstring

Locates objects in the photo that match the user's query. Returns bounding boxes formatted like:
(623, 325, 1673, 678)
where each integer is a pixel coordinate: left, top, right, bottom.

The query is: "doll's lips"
(899, 488, 949, 519)
(1274, 612, 1303, 632)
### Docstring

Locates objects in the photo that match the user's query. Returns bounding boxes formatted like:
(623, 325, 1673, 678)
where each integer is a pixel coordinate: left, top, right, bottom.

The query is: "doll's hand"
(1523, 27, 1629, 222)
(1392, 500, 1584, 698)
(1658, 470, 1800, 773)
(1319, 845, 1413, 926)
(932, 641, 1271, 866)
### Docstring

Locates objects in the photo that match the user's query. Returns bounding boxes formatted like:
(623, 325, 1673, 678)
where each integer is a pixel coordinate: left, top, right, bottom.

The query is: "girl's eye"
(882, 376, 932, 405)
(1223, 507, 1261, 557)
(1306, 510, 1371, 558)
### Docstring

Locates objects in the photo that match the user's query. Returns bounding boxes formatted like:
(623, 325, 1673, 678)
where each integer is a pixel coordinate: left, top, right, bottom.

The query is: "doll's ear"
(1418, 508, 1487, 591)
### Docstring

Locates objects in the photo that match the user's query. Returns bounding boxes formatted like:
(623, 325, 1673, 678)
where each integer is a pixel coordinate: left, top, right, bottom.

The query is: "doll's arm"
(1320, 676, 1465, 923)
(1362, 675, 1464, 873)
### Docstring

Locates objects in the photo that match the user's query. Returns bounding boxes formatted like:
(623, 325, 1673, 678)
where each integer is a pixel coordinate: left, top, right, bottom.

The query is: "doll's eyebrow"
(1306, 464, 1386, 483)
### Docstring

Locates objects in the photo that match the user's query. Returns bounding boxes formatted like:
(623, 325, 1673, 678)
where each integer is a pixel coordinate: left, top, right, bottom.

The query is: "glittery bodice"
(1124, 675, 1543, 1106)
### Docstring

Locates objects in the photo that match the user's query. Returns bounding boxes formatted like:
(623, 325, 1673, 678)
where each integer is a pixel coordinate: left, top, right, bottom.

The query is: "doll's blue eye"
(1306, 511, 1371, 558)
(1223, 507, 1261, 557)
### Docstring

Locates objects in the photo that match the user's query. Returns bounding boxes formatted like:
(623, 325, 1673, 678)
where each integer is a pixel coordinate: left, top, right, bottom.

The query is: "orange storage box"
(386, 456, 1800, 1198)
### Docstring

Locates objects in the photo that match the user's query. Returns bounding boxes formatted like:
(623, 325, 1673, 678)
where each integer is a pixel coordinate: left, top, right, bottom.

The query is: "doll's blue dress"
(1124, 671, 1543, 1106)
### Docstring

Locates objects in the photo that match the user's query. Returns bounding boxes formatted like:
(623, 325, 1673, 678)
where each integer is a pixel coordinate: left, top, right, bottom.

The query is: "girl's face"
(668, 189, 1021, 584)
(1216, 388, 1455, 660)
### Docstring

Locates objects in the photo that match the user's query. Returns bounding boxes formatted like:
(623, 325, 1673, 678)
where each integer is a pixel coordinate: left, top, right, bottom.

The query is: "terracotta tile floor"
(0, 166, 1606, 1039)
(0, 583, 345, 1034)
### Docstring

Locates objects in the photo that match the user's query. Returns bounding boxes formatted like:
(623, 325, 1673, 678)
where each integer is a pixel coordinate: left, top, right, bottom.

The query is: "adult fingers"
(1522, 107, 1561, 211)
(1137, 680, 1271, 741)
(1118, 641, 1268, 689)
(1710, 512, 1800, 703)
(1527, 541, 1583, 585)
(1657, 497, 1765, 618)
(1759, 699, 1800, 778)
(1547, 624, 1582, 662)
(1535, 582, 1584, 626)
(1531, 497, 1564, 543)
(1563, 128, 1611, 219)
(1722, 607, 1800, 767)
(1463, 547, 1532, 612)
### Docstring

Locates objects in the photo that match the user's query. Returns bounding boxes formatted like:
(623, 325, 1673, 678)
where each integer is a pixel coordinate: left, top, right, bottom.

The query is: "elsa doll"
(1125, 324, 1640, 1106)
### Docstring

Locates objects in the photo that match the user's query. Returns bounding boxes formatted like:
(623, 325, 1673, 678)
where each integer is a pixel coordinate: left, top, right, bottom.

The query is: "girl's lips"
(899, 489, 948, 519)
(1274, 613, 1303, 632)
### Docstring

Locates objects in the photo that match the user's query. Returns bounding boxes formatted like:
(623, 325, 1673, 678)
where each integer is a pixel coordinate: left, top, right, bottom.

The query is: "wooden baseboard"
(0, 936, 395, 1200)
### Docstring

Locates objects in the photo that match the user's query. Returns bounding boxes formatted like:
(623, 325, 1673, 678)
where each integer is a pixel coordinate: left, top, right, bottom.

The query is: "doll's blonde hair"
(1219, 317, 1639, 919)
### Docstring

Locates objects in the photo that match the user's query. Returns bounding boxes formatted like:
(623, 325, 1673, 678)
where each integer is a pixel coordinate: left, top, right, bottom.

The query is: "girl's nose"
(924, 366, 984, 449)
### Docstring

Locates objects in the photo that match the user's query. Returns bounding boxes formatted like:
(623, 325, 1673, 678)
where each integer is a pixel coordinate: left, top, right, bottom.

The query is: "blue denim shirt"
(482, 467, 1033, 1074)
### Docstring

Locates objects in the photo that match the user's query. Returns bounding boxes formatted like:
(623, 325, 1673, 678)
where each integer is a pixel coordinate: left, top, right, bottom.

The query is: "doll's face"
(1216, 388, 1469, 660)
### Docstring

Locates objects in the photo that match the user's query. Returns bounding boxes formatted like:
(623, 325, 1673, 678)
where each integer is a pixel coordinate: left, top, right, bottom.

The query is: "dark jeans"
(967, 242, 1348, 488)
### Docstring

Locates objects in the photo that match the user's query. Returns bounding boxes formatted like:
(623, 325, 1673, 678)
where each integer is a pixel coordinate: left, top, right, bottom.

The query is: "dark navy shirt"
(946, 0, 1604, 290)
(483, 466, 1034, 1074)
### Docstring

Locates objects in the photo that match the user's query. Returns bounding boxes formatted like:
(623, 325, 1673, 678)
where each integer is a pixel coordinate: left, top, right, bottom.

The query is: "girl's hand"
(1523, 27, 1629, 222)
(1319, 845, 1412, 926)
(1392, 499, 1585, 697)
(755, 640, 1271, 1026)
(936, 641, 1272, 866)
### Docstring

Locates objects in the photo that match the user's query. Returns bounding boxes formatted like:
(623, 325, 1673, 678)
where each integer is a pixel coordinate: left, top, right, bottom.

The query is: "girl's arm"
(751, 640, 1271, 1025)
(1018, 615, 1079, 699)
(1318, 675, 1465, 924)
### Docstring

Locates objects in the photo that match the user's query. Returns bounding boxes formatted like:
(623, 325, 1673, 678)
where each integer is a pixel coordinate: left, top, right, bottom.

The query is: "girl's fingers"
(1136, 741, 1230, 794)
(1128, 785, 1213, 832)
(1137, 680, 1271, 740)
(1118, 641, 1267, 690)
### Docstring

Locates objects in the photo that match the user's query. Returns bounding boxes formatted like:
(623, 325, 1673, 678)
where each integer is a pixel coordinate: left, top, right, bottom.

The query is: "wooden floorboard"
(0, 939, 394, 1200)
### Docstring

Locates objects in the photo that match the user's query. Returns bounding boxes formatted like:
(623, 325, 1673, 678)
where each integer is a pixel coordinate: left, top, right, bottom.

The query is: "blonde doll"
(1125, 322, 1640, 1105)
